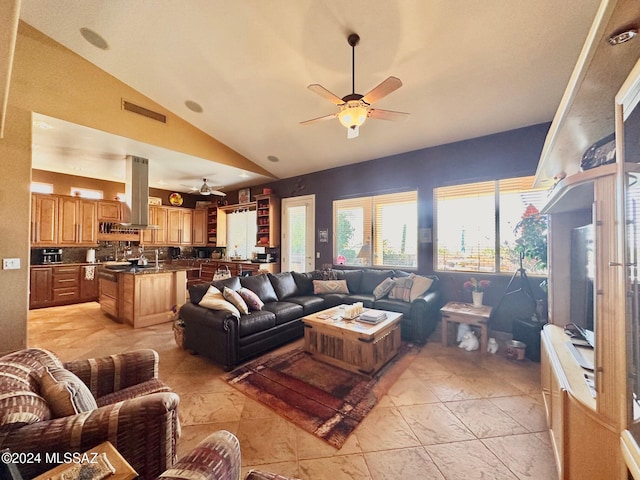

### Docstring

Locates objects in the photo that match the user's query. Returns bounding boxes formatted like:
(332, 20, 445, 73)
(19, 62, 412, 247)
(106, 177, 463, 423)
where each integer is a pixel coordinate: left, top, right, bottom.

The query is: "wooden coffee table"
(302, 305, 403, 376)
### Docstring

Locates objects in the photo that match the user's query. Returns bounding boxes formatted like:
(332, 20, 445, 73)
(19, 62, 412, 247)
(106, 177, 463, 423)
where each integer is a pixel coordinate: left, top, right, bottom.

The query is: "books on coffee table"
(358, 309, 387, 324)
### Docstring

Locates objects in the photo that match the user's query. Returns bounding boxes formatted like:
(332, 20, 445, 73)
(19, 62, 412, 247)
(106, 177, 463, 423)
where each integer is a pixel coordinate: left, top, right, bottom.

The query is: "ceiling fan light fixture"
(338, 101, 369, 129)
(199, 178, 212, 195)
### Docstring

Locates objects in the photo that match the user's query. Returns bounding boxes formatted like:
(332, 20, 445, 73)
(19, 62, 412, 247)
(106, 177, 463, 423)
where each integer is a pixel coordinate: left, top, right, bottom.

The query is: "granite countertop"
(100, 263, 198, 275)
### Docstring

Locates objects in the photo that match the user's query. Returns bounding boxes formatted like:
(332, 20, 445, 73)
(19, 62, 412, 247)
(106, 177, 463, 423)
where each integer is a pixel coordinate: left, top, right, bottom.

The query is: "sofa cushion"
(292, 271, 313, 295)
(238, 288, 265, 311)
(189, 283, 211, 304)
(213, 276, 242, 292)
(313, 279, 349, 294)
(317, 293, 350, 308)
(39, 366, 98, 418)
(360, 270, 394, 294)
(263, 301, 304, 325)
(238, 310, 277, 337)
(268, 272, 299, 300)
(410, 275, 434, 301)
(241, 274, 279, 303)
(223, 287, 249, 315)
(373, 277, 395, 300)
(388, 275, 415, 302)
(341, 270, 363, 294)
(344, 294, 376, 308)
(286, 295, 327, 315)
(199, 286, 241, 318)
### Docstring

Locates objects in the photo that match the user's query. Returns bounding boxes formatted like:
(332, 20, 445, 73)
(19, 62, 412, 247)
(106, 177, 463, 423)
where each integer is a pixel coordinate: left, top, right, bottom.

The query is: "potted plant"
(513, 204, 548, 272)
(464, 277, 491, 307)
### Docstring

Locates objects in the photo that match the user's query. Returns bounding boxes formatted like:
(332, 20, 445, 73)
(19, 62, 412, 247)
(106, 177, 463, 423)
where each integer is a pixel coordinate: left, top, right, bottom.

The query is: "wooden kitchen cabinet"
(141, 205, 168, 245)
(29, 266, 53, 308)
(31, 194, 59, 246)
(96, 200, 122, 222)
(167, 207, 192, 245)
(58, 197, 98, 246)
(80, 265, 98, 301)
(192, 208, 207, 246)
(30, 264, 98, 308)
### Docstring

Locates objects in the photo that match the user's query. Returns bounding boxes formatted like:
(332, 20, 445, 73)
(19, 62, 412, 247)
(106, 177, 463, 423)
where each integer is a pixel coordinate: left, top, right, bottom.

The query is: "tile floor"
(28, 302, 558, 480)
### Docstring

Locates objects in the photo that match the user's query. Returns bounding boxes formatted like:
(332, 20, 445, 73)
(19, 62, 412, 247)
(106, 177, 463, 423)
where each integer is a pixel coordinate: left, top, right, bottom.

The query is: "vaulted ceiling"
(20, 1, 601, 193)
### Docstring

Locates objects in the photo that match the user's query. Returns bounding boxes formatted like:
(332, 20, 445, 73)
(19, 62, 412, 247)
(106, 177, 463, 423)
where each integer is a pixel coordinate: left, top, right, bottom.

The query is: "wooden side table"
(440, 301, 492, 353)
(33, 441, 137, 480)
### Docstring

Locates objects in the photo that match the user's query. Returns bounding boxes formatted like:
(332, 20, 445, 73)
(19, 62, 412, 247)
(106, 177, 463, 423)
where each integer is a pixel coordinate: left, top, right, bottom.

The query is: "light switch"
(2, 258, 20, 270)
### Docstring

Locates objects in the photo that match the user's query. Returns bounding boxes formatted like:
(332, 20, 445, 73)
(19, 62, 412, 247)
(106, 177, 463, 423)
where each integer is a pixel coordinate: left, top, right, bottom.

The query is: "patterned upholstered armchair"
(159, 429, 299, 480)
(0, 348, 180, 479)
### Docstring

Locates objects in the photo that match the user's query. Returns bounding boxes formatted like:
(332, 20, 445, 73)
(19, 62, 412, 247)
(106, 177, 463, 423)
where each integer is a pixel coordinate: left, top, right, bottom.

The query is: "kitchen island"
(98, 264, 196, 328)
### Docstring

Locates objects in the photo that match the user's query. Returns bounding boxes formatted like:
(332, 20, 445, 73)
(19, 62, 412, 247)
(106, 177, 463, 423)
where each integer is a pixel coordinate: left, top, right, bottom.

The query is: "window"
(333, 191, 418, 268)
(31, 182, 53, 194)
(434, 176, 548, 274)
(226, 208, 257, 259)
(70, 187, 103, 199)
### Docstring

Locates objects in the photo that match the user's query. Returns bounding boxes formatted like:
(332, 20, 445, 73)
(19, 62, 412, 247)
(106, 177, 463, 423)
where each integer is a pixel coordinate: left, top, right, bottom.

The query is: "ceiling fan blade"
(347, 125, 359, 139)
(362, 76, 403, 105)
(368, 108, 410, 121)
(300, 113, 338, 125)
(307, 84, 344, 105)
(210, 189, 226, 196)
(180, 183, 199, 191)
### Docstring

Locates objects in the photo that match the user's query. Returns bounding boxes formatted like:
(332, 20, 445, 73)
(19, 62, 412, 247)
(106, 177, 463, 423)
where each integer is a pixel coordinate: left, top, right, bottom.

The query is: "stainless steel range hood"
(121, 155, 157, 229)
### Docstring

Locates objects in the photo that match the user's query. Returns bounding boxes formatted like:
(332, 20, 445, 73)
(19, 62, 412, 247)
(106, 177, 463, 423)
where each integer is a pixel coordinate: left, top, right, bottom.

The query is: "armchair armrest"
(3, 392, 180, 479)
(409, 289, 443, 344)
(64, 349, 159, 398)
(158, 430, 240, 480)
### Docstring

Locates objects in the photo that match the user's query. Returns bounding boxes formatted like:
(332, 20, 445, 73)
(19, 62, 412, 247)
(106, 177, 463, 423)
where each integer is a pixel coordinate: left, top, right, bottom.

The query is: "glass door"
(281, 195, 315, 272)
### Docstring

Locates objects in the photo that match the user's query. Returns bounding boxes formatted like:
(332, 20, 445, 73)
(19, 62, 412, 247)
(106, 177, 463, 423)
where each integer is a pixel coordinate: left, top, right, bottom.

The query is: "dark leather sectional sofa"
(179, 269, 442, 370)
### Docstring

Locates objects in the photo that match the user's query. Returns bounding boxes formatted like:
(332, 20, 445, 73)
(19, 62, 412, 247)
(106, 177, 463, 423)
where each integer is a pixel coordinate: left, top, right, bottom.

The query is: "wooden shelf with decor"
(532, 1, 640, 478)
(255, 193, 280, 247)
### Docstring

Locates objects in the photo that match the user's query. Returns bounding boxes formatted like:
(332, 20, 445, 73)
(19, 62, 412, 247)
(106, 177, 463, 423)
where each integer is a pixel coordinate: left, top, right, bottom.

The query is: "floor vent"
(122, 100, 167, 123)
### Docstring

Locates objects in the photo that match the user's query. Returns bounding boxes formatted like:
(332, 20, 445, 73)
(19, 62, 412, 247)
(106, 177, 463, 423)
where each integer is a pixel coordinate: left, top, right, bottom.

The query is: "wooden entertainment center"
(534, 0, 640, 478)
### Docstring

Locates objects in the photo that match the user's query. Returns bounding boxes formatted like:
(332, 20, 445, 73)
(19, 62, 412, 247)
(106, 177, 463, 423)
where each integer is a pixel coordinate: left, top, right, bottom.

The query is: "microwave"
(256, 253, 273, 263)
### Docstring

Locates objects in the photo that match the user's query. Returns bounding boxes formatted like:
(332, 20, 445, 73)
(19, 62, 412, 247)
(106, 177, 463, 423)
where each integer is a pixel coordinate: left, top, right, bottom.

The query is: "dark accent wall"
(245, 122, 551, 333)
(249, 122, 550, 273)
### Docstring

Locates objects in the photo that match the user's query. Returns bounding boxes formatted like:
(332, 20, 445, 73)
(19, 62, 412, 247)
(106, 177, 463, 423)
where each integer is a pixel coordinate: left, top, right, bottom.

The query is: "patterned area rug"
(224, 343, 419, 448)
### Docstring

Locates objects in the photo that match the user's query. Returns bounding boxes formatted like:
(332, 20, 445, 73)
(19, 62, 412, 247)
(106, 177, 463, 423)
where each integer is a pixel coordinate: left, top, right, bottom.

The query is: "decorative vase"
(472, 291, 484, 307)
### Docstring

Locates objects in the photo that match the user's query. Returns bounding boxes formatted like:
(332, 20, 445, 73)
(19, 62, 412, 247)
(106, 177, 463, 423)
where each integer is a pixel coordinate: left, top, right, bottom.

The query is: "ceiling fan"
(301, 33, 409, 139)
(180, 178, 226, 196)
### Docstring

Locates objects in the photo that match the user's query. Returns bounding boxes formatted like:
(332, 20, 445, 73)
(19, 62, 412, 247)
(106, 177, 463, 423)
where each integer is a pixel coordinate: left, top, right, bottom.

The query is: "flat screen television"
(569, 224, 595, 347)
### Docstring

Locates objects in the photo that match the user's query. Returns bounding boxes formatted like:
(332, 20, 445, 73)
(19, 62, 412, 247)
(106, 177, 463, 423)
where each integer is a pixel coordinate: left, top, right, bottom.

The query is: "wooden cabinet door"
(154, 206, 168, 245)
(78, 199, 97, 244)
(141, 206, 155, 244)
(167, 208, 182, 244)
(32, 194, 59, 246)
(192, 209, 207, 246)
(97, 200, 121, 221)
(58, 197, 97, 245)
(58, 196, 79, 244)
(79, 266, 98, 300)
(181, 210, 193, 245)
(29, 267, 53, 308)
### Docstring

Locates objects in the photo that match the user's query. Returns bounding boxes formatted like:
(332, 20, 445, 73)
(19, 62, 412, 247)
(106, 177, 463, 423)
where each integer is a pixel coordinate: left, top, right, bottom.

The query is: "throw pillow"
(410, 275, 434, 302)
(223, 287, 249, 315)
(39, 367, 98, 418)
(199, 286, 241, 318)
(237, 287, 264, 311)
(313, 279, 349, 295)
(373, 277, 395, 300)
(388, 275, 415, 302)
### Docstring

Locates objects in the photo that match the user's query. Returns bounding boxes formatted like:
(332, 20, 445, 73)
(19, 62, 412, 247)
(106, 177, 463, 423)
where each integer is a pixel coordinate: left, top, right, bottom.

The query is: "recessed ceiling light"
(185, 100, 203, 113)
(608, 27, 638, 46)
(239, 172, 249, 178)
(267, 155, 279, 163)
(80, 27, 109, 50)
